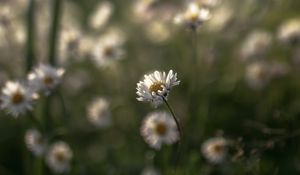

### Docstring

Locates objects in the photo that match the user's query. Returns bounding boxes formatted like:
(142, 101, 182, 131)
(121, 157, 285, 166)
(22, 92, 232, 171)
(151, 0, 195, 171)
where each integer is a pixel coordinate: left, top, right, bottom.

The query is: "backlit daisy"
(201, 137, 228, 164)
(278, 18, 300, 45)
(1, 81, 38, 117)
(136, 70, 180, 107)
(46, 141, 73, 174)
(87, 97, 112, 128)
(25, 129, 46, 156)
(28, 64, 65, 95)
(141, 111, 179, 150)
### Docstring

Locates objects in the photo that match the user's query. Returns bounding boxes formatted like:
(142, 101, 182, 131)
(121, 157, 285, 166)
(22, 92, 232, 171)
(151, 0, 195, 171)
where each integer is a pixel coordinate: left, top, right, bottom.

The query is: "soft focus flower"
(245, 61, 271, 90)
(174, 2, 211, 30)
(141, 111, 179, 150)
(278, 18, 300, 45)
(240, 30, 272, 61)
(136, 70, 180, 107)
(46, 141, 73, 174)
(25, 129, 46, 156)
(87, 97, 112, 128)
(201, 137, 228, 164)
(1, 81, 38, 117)
(145, 21, 171, 44)
(28, 64, 65, 95)
(88, 1, 113, 30)
(92, 29, 125, 68)
(206, 4, 232, 32)
(141, 166, 161, 175)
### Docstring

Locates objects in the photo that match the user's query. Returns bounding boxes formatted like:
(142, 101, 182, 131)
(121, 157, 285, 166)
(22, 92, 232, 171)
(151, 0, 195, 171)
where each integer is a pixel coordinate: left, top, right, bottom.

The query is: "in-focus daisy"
(28, 64, 65, 95)
(136, 70, 180, 107)
(201, 137, 228, 164)
(87, 97, 112, 128)
(174, 2, 211, 30)
(141, 111, 179, 150)
(46, 141, 73, 174)
(1, 81, 38, 117)
(245, 61, 271, 90)
(25, 129, 46, 156)
(277, 18, 300, 45)
(240, 30, 272, 61)
(92, 29, 125, 68)
(88, 1, 113, 30)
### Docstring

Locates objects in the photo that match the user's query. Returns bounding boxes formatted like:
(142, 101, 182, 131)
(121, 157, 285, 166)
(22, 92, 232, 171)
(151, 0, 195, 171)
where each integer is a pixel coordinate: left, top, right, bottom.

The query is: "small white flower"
(46, 141, 73, 174)
(278, 18, 300, 45)
(174, 2, 211, 30)
(87, 97, 112, 128)
(245, 61, 271, 90)
(92, 30, 125, 68)
(136, 70, 180, 107)
(141, 111, 179, 150)
(28, 64, 65, 95)
(25, 129, 46, 156)
(240, 30, 272, 61)
(1, 81, 38, 117)
(88, 1, 113, 30)
(201, 137, 228, 164)
(141, 166, 161, 175)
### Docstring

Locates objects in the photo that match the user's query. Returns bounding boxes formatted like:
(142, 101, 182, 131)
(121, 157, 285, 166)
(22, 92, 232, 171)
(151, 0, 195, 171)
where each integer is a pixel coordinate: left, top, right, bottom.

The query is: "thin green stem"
(48, 0, 63, 65)
(28, 111, 42, 131)
(26, 0, 36, 73)
(57, 90, 69, 124)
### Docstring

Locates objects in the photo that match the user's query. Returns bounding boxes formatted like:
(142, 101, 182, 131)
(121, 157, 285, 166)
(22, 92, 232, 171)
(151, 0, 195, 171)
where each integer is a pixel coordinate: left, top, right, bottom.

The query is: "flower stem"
(25, 0, 36, 73)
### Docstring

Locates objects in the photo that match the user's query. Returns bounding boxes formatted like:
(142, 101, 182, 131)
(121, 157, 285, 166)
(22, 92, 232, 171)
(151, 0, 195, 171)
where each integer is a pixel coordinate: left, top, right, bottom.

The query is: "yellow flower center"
(149, 82, 164, 93)
(155, 123, 167, 136)
(104, 46, 114, 57)
(11, 91, 24, 104)
(212, 144, 225, 154)
(44, 76, 53, 86)
(55, 151, 67, 163)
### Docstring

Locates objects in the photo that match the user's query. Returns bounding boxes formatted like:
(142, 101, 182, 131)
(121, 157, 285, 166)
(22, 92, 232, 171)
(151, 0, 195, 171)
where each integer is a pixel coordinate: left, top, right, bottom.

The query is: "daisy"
(277, 18, 300, 45)
(141, 111, 179, 150)
(28, 64, 65, 95)
(46, 141, 73, 174)
(136, 70, 180, 107)
(201, 137, 228, 164)
(245, 61, 271, 90)
(24, 129, 46, 156)
(141, 166, 161, 175)
(88, 1, 113, 30)
(174, 2, 211, 31)
(87, 97, 112, 128)
(1, 81, 38, 117)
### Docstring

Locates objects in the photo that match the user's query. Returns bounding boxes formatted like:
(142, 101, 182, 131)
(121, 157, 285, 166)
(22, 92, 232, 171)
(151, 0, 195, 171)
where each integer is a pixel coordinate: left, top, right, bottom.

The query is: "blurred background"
(1, 0, 300, 174)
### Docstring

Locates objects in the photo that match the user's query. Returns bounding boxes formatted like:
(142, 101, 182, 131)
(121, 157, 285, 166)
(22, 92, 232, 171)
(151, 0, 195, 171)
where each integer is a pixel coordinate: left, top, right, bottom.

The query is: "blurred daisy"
(240, 30, 272, 61)
(174, 2, 210, 30)
(201, 137, 228, 164)
(88, 1, 113, 30)
(1, 81, 38, 117)
(245, 61, 271, 90)
(25, 129, 46, 156)
(141, 111, 179, 150)
(145, 21, 171, 44)
(136, 70, 180, 107)
(141, 166, 161, 175)
(92, 29, 125, 68)
(87, 97, 112, 128)
(46, 141, 73, 174)
(278, 18, 300, 45)
(28, 64, 65, 95)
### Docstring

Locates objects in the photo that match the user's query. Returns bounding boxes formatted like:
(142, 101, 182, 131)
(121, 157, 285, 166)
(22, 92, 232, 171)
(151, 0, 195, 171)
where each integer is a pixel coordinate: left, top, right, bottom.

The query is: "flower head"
(25, 129, 46, 156)
(174, 2, 211, 30)
(136, 70, 180, 107)
(88, 1, 113, 30)
(1, 81, 38, 117)
(28, 64, 65, 95)
(46, 141, 73, 174)
(87, 97, 112, 128)
(245, 61, 271, 90)
(141, 111, 179, 150)
(278, 18, 300, 45)
(201, 137, 228, 164)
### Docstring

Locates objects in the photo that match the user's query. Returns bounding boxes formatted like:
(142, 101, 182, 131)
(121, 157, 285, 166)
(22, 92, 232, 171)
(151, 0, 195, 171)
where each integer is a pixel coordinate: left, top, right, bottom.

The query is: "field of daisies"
(0, 0, 300, 174)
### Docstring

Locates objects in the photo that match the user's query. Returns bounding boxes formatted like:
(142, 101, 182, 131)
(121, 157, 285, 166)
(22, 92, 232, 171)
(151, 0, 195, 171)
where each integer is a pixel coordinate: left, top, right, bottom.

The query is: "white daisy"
(201, 137, 228, 164)
(88, 1, 113, 30)
(46, 141, 73, 174)
(141, 166, 161, 175)
(245, 61, 271, 90)
(174, 2, 211, 30)
(28, 64, 65, 95)
(278, 18, 300, 45)
(136, 70, 180, 107)
(87, 97, 112, 128)
(24, 129, 46, 156)
(1, 81, 38, 117)
(141, 111, 179, 150)
(92, 30, 125, 68)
